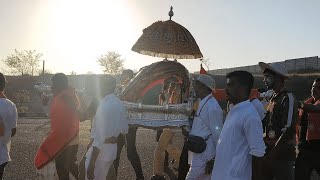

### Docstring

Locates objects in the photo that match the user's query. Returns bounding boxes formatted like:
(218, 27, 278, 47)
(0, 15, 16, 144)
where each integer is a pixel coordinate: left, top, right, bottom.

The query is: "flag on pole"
(200, 64, 207, 74)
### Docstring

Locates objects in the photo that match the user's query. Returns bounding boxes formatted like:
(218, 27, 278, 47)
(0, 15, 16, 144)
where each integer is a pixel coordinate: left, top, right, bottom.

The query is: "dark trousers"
(295, 149, 320, 180)
(178, 140, 189, 180)
(55, 144, 79, 180)
(262, 160, 294, 180)
(0, 162, 8, 180)
(106, 164, 117, 180)
(114, 126, 144, 179)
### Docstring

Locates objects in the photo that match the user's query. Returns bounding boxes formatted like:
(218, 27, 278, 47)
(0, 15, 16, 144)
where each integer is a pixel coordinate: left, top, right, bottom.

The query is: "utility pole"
(42, 60, 45, 75)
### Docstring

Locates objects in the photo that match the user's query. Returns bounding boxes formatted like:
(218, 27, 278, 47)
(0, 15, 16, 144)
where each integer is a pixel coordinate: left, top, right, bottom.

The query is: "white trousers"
(84, 144, 117, 180)
(186, 132, 216, 180)
(186, 152, 211, 180)
(85, 159, 113, 180)
(37, 161, 58, 180)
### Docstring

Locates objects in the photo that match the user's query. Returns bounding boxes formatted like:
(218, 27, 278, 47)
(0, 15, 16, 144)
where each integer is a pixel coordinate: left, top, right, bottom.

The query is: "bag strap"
(204, 133, 212, 141)
(250, 97, 257, 102)
(196, 95, 212, 116)
(194, 95, 213, 140)
(281, 93, 294, 132)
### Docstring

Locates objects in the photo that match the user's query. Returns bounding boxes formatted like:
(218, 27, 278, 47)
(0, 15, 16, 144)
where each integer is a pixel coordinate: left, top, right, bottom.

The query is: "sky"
(0, 0, 319, 75)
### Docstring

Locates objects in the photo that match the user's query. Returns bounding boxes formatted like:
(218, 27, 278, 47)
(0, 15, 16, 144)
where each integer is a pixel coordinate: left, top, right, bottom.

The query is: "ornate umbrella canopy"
(132, 7, 203, 59)
(120, 60, 190, 102)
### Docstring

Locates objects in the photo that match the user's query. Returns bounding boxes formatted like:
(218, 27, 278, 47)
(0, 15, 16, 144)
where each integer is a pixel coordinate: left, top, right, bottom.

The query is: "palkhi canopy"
(120, 60, 190, 102)
(131, 7, 203, 59)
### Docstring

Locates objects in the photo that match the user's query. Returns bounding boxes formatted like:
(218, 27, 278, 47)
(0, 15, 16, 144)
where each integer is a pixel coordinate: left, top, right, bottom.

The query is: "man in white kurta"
(85, 76, 128, 180)
(186, 74, 223, 180)
(0, 73, 18, 180)
(211, 71, 266, 180)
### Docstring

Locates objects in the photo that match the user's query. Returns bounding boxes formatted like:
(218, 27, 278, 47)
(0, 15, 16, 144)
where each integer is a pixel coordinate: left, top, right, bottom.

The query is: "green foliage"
(97, 51, 124, 75)
(3, 49, 42, 76)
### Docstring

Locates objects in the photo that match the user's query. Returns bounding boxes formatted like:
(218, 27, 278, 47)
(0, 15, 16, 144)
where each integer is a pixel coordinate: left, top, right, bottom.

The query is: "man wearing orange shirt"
(295, 78, 320, 180)
(35, 73, 80, 180)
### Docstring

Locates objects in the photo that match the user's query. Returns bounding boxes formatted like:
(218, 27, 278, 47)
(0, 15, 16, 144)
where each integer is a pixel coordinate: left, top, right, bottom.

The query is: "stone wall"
(5, 74, 107, 114)
(208, 56, 319, 75)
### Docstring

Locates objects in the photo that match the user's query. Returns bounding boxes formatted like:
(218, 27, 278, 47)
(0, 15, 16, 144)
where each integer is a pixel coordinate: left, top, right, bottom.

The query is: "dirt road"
(4, 118, 182, 180)
(3, 118, 320, 180)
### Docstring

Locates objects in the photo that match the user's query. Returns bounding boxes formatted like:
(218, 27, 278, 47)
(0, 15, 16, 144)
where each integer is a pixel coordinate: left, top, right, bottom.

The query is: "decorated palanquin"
(119, 60, 193, 128)
(118, 60, 267, 129)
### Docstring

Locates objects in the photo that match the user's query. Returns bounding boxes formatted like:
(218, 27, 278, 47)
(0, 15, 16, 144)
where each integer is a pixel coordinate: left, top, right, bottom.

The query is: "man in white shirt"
(228, 98, 266, 121)
(0, 73, 18, 180)
(86, 75, 128, 180)
(186, 74, 223, 180)
(211, 71, 266, 180)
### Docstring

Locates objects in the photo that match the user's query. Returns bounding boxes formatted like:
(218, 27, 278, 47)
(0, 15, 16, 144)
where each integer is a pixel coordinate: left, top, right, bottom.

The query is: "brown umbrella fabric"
(132, 20, 203, 59)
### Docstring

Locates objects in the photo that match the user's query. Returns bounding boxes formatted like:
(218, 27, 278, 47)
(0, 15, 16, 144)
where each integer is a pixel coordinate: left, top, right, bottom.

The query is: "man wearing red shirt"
(295, 78, 320, 180)
(35, 73, 80, 180)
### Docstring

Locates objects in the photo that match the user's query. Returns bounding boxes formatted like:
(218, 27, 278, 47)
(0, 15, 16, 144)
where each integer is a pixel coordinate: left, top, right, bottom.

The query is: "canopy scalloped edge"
(138, 50, 203, 60)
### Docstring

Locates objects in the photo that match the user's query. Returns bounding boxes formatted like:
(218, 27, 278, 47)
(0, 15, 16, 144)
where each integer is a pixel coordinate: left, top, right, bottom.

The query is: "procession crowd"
(0, 61, 320, 180)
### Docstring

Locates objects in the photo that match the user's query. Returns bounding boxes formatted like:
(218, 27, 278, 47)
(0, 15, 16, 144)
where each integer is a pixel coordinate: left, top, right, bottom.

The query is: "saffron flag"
(200, 64, 207, 74)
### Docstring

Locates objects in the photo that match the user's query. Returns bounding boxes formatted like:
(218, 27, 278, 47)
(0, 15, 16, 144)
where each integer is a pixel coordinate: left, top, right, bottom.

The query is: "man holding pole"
(259, 62, 298, 180)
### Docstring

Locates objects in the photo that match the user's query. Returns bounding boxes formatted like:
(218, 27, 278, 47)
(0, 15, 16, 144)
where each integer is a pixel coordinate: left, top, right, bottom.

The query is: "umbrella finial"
(169, 6, 174, 20)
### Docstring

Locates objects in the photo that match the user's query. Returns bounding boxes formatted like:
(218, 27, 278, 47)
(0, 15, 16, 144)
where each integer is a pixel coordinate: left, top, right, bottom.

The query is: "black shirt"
(263, 89, 299, 160)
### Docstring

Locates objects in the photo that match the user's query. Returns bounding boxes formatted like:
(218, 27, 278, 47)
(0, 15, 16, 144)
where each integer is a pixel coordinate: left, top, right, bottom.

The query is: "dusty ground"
(3, 118, 320, 180)
(4, 118, 183, 180)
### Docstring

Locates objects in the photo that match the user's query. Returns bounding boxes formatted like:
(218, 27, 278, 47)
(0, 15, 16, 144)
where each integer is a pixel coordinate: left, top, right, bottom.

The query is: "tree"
(97, 51, 124, 75)
(37, 69, 52, 76)
(3, 49, 42, 76)
(0, 66, 8, 74)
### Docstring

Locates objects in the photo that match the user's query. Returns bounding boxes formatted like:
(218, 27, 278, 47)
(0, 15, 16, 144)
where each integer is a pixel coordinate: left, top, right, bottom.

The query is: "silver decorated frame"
(123, 101, 192, 129)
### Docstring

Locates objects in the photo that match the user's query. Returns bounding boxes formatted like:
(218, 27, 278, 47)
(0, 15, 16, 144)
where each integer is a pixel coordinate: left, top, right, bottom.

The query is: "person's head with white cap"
(225, 71, 254, 105)
(99, 74, 117, 97)
(193, 74, 215, 99)
(259, 62, 289, 93)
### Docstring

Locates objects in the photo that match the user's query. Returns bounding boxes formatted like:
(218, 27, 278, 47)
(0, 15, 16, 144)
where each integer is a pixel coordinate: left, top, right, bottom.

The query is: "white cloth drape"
(37, 161, 58, 180)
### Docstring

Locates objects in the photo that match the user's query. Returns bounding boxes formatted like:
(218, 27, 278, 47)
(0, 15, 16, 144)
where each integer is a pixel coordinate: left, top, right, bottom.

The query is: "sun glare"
(45, 0, 136, 74)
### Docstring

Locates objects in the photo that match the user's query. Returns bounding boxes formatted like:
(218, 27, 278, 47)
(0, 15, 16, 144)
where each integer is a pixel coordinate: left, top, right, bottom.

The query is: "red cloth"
(139, 77, 183, 97)
(34, 87, 80, 169)
(296, 98, 320, 142)
(200, 64, 207, 74)
(213, 89, 259, 101)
